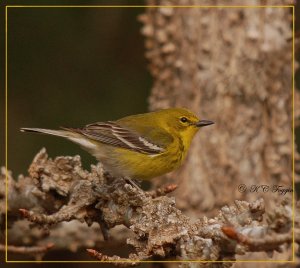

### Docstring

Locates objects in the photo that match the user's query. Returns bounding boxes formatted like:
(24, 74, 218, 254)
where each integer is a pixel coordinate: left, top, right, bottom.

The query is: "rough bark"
(1, 149, 296, 265)
(139, 0, 296, 218)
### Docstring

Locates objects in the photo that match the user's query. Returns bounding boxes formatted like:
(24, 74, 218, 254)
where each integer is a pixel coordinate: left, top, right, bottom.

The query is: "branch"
(86, 249, 143, 267)
(1, 148, 296, 265)
(0, 243, 54, 254)
(0, 243, 54, 260)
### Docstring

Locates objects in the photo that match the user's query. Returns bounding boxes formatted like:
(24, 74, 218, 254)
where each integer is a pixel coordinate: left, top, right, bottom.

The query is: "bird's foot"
(124, 177, 143, 191)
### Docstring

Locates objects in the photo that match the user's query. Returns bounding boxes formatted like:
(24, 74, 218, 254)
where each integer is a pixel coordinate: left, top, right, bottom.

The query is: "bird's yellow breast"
(97, 136, 186, 180)
(88, 122, 199, 180)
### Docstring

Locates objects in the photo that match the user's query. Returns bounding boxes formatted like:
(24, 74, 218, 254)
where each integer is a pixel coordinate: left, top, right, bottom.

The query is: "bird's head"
(157, 108, 214, 141)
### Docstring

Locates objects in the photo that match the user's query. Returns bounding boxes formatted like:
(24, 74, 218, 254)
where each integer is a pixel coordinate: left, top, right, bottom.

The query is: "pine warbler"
(21, 108, 214, 180)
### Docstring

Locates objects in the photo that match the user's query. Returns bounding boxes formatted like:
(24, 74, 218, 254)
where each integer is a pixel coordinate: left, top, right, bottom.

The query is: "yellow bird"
(21, 108, 214, 180)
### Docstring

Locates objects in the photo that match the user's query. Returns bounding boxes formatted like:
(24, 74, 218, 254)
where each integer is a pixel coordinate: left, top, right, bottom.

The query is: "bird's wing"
(63, 121, 165, 155)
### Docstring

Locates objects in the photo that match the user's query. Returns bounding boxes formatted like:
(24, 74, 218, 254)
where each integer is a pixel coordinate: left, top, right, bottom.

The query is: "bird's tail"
(20, 127, 75, 138)
(20, 127, 98, 151)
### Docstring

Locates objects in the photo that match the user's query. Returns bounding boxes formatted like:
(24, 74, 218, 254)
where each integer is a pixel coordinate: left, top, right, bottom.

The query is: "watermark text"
(238, 184, 293, 195)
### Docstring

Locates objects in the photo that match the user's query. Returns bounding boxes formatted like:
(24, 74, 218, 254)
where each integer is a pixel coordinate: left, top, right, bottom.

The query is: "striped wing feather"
(64, 121, 164, 155)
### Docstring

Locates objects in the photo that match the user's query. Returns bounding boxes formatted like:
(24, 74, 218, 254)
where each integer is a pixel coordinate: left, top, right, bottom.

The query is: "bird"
(21, 108, 214, 181)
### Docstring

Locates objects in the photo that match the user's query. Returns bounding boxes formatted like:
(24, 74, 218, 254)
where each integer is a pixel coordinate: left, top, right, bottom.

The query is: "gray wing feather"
(63, 121, 164, 155)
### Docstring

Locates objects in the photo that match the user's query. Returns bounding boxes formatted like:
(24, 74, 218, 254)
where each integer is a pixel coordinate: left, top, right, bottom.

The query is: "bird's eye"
(180, 117, 188, 123)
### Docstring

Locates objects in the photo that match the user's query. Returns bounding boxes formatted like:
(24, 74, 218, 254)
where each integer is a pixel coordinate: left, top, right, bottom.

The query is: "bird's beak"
(195, 120, 214, 127)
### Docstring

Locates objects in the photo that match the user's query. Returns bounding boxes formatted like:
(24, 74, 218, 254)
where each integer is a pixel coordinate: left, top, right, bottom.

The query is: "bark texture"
(1, 149, 296, 265)
(139, 0, 296, 218)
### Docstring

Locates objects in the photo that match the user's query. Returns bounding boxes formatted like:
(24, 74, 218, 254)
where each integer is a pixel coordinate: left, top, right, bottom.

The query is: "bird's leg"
(124, 177, 143, 191)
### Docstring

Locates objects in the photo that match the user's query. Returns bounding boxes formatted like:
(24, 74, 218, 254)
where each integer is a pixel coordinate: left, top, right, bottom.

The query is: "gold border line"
(5, 4, 295, 263)
(5, 5, 295, 8)
(5, 4, 8, 264)
(292, 5, 295, 263)
(5, 260, 296, 263)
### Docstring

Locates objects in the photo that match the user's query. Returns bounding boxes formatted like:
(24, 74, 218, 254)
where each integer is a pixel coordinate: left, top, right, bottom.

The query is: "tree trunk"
(140, 0, 295, 220)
